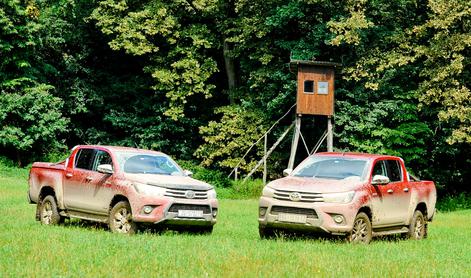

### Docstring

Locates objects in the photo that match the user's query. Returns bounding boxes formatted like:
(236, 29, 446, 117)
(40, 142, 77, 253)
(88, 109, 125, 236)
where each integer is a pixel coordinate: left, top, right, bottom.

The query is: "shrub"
(437, 193, 471, 212)
(177, 160, 231, 188)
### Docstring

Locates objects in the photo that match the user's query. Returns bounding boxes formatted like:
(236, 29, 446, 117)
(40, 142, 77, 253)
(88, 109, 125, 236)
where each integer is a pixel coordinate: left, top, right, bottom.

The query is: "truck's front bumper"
(258, 196, 358, 235)
(132, 197, 218, 227)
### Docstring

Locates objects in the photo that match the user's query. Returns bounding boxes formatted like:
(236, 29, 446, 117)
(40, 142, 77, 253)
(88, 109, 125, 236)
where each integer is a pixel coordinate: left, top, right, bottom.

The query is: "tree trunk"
(223, 41, 238, 104)
(16, 150, 22, 167)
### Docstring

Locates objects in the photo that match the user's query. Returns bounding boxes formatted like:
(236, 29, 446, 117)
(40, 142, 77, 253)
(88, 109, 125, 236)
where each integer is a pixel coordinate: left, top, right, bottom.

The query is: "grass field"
(1, 166, 471, 277)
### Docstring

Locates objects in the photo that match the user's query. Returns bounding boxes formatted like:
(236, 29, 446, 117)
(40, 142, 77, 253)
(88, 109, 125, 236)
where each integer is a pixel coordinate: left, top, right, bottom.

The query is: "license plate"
(278, 213, 307, 224)
(178, 210, 204, 218)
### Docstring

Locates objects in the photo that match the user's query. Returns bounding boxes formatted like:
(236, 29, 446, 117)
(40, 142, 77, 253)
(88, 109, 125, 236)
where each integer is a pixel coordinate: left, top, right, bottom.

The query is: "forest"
(0, 0, 470, 194)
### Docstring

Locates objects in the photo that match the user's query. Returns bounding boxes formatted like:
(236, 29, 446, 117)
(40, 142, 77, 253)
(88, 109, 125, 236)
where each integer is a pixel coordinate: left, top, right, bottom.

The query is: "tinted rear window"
(386, 160, 402, 182)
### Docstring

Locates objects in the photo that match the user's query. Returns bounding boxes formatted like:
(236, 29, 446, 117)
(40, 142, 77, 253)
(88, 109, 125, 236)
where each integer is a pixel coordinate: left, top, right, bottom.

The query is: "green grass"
(1, 166, 471, 277)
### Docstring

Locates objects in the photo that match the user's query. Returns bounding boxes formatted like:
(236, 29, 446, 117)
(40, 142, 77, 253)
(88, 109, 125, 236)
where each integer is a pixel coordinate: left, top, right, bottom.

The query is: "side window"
(92, 150, 113, 171)
(75, 149, 95, 170)
(386, 160, 402, 182)
(372, 161, 387, 177)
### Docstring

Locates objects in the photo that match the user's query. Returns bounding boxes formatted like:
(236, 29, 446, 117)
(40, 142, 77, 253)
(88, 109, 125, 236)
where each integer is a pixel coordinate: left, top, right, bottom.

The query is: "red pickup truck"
(258, 152, 437, 243)
(28, 145, 218, 234)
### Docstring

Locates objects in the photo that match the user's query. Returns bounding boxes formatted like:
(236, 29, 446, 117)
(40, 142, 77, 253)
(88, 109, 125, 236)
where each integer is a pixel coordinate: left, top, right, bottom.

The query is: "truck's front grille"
(168, 204, 211, 214)
(164, 188, 208, 199)
(270, 206, 318, 218)
(273, 189, 323, 202)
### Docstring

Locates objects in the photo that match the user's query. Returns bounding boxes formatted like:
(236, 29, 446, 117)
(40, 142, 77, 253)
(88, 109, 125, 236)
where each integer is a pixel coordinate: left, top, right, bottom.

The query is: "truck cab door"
(63, 148, 96, 210)
(84, 150, 116, 213)
(370, 159, 411, 227)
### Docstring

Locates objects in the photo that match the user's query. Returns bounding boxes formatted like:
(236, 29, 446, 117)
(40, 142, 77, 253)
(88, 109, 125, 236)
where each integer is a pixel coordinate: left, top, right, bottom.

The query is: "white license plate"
(178, 210, 204, 218)
(278, 213, 307, 224)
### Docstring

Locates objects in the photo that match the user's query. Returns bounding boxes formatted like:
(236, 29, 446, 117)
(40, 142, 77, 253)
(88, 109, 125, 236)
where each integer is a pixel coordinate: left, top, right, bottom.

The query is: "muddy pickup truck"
(258, 152, 436, 243)
(28, 145, 218, 234)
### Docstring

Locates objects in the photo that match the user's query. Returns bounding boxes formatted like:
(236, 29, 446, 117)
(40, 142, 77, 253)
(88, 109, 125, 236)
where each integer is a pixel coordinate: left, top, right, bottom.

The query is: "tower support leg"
(287, 115, 301, 170)
(327, 116, 333, 152)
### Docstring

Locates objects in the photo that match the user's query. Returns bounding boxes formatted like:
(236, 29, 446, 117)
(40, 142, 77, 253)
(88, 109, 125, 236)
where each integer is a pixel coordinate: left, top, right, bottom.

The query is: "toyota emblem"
(185, 190, 195, 199)
(289, 192, 301, 202)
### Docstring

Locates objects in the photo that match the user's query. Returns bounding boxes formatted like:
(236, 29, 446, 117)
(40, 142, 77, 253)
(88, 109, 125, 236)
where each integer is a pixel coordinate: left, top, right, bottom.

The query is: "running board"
(373, 227, 409, 237)
(60, 210, 109, 223)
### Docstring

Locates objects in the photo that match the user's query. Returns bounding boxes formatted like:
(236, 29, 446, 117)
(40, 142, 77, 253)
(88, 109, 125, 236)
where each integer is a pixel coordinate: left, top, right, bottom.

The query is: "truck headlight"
(322, 191, 355, 203)
(133, 183, 166, 197)
(262, 186, 275, 197)
(207, 189, 217, 199)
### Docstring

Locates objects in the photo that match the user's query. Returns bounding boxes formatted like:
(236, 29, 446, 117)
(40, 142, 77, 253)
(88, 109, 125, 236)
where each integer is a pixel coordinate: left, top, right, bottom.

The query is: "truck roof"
(73, 145, 165, 155)
(315, 152, 401, 160)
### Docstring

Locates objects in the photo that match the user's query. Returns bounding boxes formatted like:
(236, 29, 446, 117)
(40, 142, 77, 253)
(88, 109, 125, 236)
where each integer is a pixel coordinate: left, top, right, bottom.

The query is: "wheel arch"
(109, 195, 129, 212)
(415, 202, 428, 219)
(36, 186, 56, 220)
(357, 206, 372, 221)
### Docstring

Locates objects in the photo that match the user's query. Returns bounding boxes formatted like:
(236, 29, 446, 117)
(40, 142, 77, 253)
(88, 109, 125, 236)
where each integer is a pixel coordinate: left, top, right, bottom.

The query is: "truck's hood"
(124, 173, 213, 191)
(267, 176, 364, 193)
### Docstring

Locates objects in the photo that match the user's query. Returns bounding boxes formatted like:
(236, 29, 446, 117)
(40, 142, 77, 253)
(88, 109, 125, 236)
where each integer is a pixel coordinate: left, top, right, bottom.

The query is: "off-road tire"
(39, 195, 63, 225)
(109, 201, 137, 234)
(195, 226, 213, 234)
(348, 212, 372, 244)
(407, 210, 426, 240)
(259, 226, 276, 239)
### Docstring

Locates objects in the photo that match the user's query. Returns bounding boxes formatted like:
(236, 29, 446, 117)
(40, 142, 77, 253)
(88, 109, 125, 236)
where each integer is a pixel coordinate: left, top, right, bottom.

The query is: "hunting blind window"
(318, 81, 329, 95)
(304, 80, 314, 94)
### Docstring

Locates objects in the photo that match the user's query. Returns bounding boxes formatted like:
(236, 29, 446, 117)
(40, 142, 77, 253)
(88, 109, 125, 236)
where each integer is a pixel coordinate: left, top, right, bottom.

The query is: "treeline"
(0, 0, 470, 193)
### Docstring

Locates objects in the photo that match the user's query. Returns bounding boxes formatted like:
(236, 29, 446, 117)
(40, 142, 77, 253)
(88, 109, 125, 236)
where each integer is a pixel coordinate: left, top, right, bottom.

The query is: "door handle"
(387, 189, 394, 194)
(65, 172, 73, 178)
(85, 176, 93, 182)
(404, 188, 409, 192)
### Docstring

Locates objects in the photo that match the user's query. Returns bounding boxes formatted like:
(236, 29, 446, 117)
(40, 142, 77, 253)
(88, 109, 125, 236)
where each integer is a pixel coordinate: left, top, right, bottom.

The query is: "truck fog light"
(143, 206, 154, 214)
(333, 215, 344, 224)
(259, 207, 267, 217)
(212, 209, 218, 217)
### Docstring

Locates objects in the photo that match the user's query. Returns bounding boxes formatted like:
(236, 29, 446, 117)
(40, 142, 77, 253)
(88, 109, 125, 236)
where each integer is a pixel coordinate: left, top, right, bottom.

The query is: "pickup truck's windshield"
(293, 156, 368, 180)
(115, 152, 183, 175)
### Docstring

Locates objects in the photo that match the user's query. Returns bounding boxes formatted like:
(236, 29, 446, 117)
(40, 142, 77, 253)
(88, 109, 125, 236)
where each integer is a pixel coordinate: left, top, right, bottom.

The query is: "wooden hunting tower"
(290, 60, 339, 116)
(287, 60, 341, 170)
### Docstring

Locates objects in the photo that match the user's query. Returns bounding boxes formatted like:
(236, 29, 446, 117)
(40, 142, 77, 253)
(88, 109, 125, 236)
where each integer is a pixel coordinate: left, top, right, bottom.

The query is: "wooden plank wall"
(296, 65, 334, 115)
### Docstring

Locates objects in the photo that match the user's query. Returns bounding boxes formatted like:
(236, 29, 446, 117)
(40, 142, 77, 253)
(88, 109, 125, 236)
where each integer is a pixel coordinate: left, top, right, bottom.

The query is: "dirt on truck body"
(28, 145, 218, 234)
(258, 152, 437, 243)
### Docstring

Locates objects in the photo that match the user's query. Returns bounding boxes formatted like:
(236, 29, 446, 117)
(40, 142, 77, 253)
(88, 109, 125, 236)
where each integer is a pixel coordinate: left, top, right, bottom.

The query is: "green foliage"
(176, 160, 231, 188)
(330, 0, 471, 144)
(195, 105, 268, 173)
(0, 78, 68, 163)
(437, 193, 471, 212)
(90, 0, 219, 120)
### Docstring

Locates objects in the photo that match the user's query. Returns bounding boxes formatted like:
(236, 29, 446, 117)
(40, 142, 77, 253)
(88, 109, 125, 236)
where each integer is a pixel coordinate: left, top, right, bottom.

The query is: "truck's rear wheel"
(39, 195, 62, 225)
(348, 212, 372, 244)
(407, 210, 426, 240)
(109, 201, 137, 234)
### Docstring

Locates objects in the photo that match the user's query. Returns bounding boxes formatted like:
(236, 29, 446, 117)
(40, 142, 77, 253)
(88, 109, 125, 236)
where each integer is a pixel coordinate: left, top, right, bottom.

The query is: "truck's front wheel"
(348, 212, 372, 244)
(39, 195, 62, 225)
(109, 201, 137, 234)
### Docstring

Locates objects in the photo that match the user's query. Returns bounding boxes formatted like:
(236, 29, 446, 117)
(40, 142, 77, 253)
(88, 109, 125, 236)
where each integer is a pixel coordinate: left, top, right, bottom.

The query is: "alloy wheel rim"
(41, 201, 53, 224)
(113, 207, 131, 233)
(414, 216, 424, 238)
(351, 218, 368, 242)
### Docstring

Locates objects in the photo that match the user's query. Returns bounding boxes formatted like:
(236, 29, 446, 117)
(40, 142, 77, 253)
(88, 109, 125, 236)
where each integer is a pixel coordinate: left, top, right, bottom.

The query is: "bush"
(177, 160, 231, 188)
(437, 193, 471, 212)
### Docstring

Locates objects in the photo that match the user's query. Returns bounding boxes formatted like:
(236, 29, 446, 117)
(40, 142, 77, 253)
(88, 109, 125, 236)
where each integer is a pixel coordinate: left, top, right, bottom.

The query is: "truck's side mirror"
(183, 170, 193, 177)
(97, 164, 114, 175)
(372, 174, 390, 185)
(283, 168, 293, 177)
